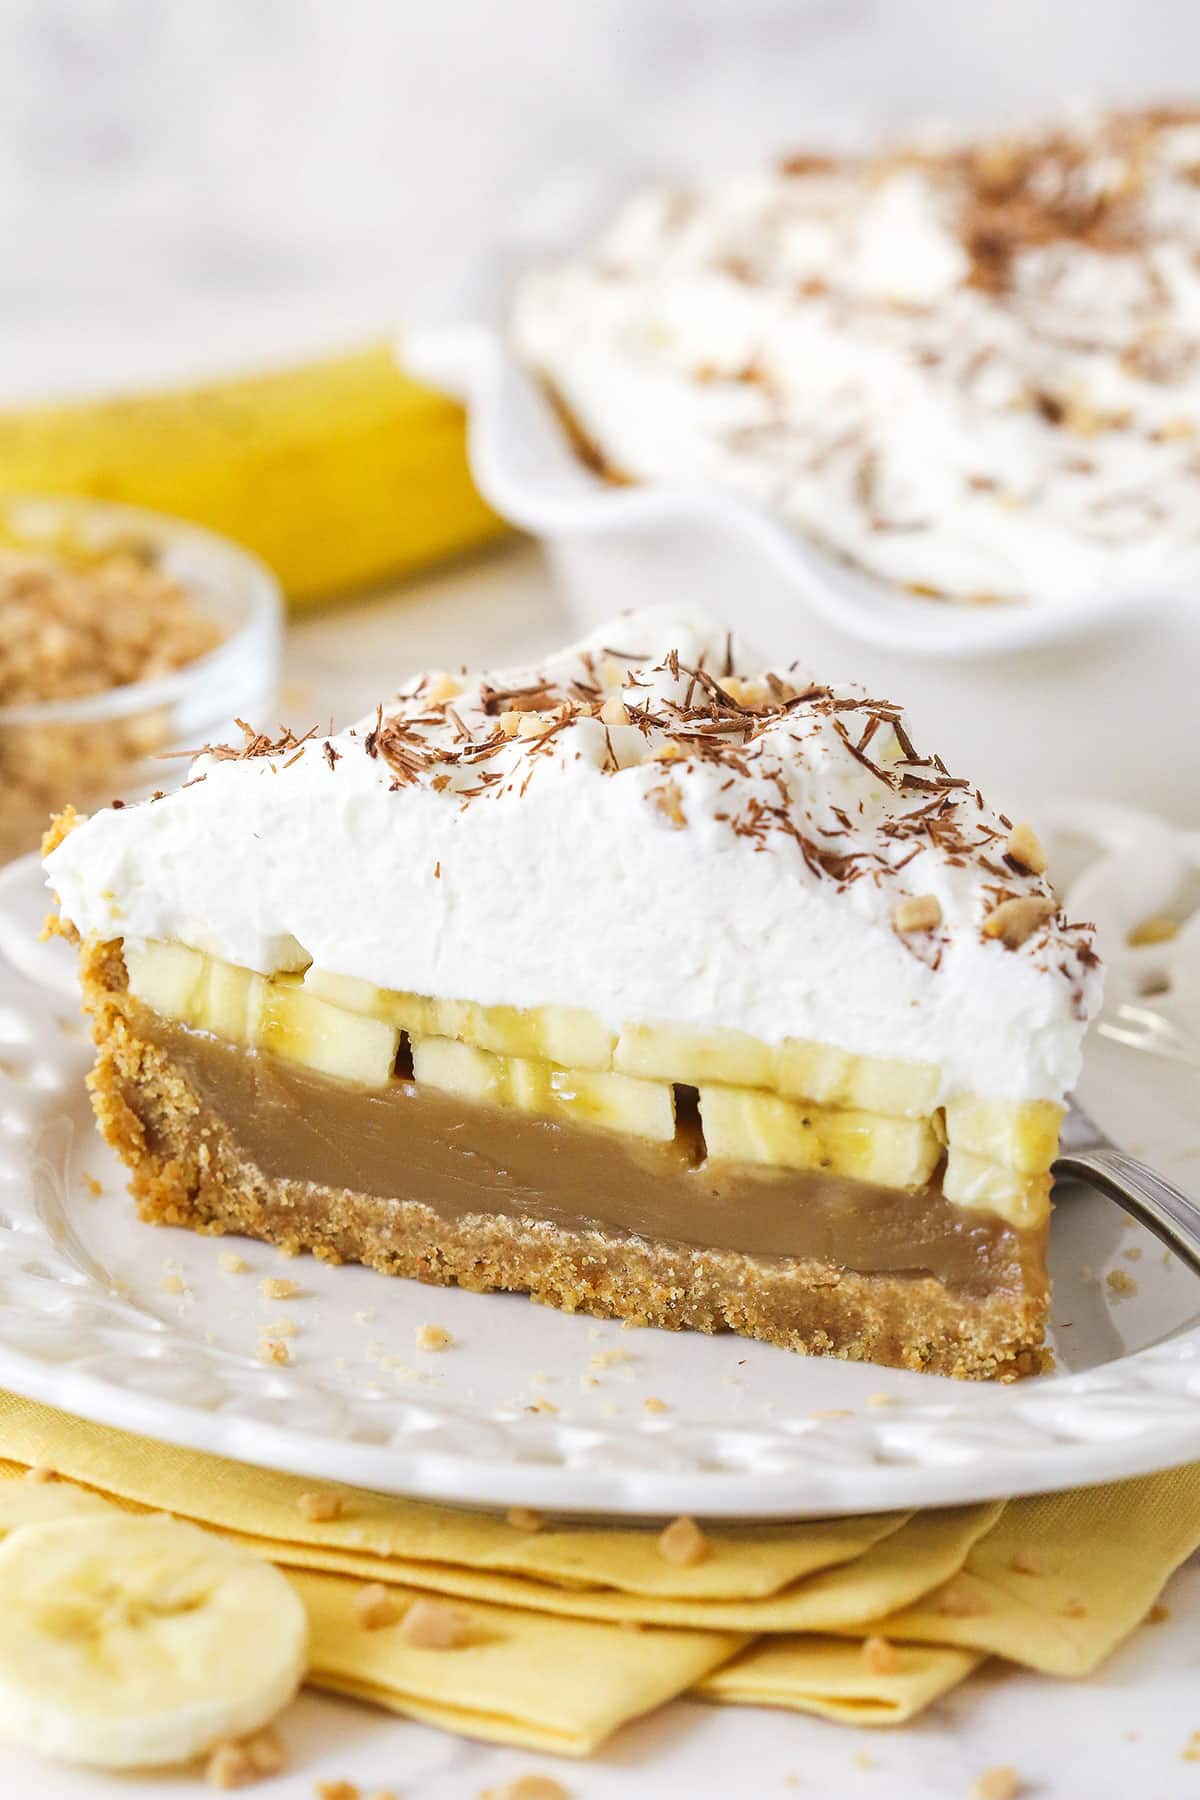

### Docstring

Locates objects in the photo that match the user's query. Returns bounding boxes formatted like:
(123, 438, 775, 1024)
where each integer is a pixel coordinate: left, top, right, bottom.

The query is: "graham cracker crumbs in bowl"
(1, 542, 223, 862)
(0, 547, 220, 708)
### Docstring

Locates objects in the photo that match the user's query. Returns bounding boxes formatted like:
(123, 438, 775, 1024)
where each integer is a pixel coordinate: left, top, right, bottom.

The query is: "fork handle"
(1055, 1148, 1200, 1278)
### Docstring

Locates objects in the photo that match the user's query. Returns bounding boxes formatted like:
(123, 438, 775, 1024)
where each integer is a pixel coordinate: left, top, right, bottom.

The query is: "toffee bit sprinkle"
(982, 894, 1056, 947)
(1004, 820, 1047, 875)
(298, 1490, 343, 1523)
(648, 779, 687, 829)
(893, 894, 943, 934)
(970, 1770, 1022, 1800)
(860, 1634, 899, 1674)
(398, 1598, 471, 1650)
(657, 1515, 707, 1566)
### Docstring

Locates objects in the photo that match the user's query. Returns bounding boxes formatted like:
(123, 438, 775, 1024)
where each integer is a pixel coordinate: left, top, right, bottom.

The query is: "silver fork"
(1055, 1100, 1200, 1278)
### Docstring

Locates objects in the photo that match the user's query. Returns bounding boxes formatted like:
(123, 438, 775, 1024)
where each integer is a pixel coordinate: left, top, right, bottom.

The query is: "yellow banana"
(0, 341, 506, 605)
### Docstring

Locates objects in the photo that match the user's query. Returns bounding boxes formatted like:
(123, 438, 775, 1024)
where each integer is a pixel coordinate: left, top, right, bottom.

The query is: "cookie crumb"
(257, 1339, 290, 1366)
(866, 1391, 894, 1407)
(971, 1770, 1021, 1800)
(298, 1490, 343, 1523)
(82, 1173, 102, 1198)
(219, 1251, 248, 1274)
(416, 1323, 453, 1352)
(1106, 1267, 1138, 1298)
(506, 1506, 544, 1533)
(1183, 1730, 1200, 1762)
(398, 1597, 471, 1649)
(316, 1784, 360, 1800)
(259, 1276, 298, 1300)
(206, 1725, 286, 1787)
(526, 1397, 557, 1415)
(643, 1396, 668, 1413)
(657, 1515, 707, 1567)
(860, 1634, 898, 1675)
(935, 1580, 987, 1618)
(477, 1777, 571, 1800)
(159, 1273, 185, 1295)
(354, 1582, 399, 1630)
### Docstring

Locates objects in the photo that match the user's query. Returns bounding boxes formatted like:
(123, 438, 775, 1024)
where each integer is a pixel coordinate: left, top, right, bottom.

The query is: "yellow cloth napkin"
(871, 1462, 1200, 1675)
(698, 1635, 982, 1725)
(295, 1569, 739, 1756)
(0, 1395, 1194, 1753)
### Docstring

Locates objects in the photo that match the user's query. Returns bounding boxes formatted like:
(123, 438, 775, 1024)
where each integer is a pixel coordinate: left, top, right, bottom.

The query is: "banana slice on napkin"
(0, 1479, 115, 1533)
(0, 1511, 307, 1768)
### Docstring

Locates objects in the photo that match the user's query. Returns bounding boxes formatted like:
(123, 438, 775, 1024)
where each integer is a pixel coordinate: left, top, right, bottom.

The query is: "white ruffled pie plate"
(0, 803, 1198, 1518)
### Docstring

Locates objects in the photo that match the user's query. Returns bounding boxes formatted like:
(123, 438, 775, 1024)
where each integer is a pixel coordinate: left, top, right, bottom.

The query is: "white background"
(4, 0, 1200, 398)
(2, 5, 1199, 1793)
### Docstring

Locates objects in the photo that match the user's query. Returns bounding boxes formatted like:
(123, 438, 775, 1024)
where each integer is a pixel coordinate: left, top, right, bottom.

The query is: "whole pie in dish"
(44, 610, 1101, 1379)
(513, 106, 1200, 608)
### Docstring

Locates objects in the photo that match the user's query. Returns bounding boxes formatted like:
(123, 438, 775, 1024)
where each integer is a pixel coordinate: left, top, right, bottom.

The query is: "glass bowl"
(0, 495, 282, 865)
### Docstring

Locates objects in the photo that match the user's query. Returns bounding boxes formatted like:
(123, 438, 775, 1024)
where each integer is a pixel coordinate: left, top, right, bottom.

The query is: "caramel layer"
(139, 1014, 1040, 1298)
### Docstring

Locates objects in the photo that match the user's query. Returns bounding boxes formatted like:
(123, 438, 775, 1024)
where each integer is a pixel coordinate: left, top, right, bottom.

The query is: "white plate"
(2, 808, 1199, 1519)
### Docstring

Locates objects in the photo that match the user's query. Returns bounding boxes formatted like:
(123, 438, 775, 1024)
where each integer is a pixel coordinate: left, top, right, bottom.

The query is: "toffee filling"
(137, 1015, 1040, 1298)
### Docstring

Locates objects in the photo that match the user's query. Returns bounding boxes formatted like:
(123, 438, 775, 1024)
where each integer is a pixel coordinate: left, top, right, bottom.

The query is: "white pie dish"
(0, 803, 1197, 1517)
(404, 175, 1200, 824)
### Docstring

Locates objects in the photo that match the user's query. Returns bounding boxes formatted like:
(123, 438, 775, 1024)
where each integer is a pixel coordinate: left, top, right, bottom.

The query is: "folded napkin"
(0, 1394, 1194, 1756)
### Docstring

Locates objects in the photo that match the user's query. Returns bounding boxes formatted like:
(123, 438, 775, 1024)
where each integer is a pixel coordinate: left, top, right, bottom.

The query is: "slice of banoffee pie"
(44, 609, 1100, 1379)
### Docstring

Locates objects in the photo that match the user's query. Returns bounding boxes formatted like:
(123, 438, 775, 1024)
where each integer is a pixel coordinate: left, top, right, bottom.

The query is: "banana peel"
(0, 341, 508, 605)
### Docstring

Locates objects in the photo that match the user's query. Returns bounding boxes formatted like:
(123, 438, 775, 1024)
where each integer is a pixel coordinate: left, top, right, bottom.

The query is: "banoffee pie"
(44, 610, 1101, 1378)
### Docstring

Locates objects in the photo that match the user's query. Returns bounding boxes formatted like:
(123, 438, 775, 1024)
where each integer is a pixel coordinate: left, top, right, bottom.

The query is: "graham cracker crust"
(78, 938, 1050, 1380)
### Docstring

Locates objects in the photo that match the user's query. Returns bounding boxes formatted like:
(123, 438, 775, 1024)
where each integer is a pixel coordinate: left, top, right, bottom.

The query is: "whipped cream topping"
(513, 108, 1200, 605)
(45, 609, 1100, 1102)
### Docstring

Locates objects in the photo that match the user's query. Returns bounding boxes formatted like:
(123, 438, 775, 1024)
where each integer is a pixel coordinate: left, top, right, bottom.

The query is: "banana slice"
(0, 1479, 116, 1534)
(0, 1513, 307, 1769)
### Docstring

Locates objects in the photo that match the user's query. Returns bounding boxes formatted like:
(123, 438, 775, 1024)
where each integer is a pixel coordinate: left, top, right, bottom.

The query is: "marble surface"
(3, 4, 1199, 1784)
(3, 543, 1195, 1799)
